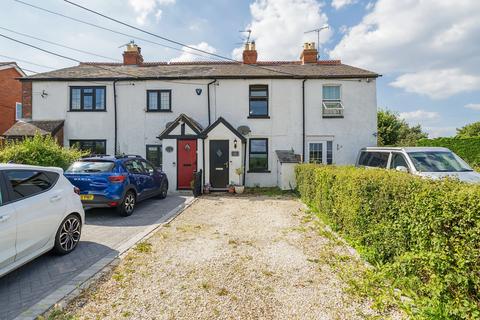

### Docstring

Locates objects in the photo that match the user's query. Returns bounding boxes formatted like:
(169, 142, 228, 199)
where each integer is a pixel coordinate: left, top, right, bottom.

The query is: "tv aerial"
(304, 24, 329, 57)
(239, 29, 252, 45)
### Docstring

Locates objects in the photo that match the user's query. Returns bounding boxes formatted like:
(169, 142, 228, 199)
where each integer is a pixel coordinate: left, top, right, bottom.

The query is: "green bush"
(296, 164, 480, 319)
(417, 137, 480, 167)
(0, 134, 86, 169)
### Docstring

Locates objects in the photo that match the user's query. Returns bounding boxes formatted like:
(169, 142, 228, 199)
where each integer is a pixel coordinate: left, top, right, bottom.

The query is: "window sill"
(247, 115, 270, 119)
(247, 170, 271, 173)
(146, 109, 172, 113)
(68, 109, 107, 112)
(322, 115, 344, 119)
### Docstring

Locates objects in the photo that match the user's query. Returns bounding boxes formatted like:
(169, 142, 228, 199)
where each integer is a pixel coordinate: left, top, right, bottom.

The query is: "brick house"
(0, 62, 25, 135)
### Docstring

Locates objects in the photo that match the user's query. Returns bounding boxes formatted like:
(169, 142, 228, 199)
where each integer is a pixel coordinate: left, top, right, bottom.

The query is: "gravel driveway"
(56, 194, 391, 319)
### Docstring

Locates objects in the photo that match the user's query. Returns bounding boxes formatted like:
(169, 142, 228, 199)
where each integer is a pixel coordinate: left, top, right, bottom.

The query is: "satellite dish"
(165, 121, 173, 129)
(237, 125, 251, 135)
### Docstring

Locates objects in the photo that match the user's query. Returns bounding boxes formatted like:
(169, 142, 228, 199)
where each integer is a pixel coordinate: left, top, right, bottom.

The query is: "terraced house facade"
(13, 42, 379, 191)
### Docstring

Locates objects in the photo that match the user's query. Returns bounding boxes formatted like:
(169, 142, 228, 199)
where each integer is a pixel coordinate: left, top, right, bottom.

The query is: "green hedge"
(417, 137, 480, 167)
(0, 134, 86, 169)
(296, 164, 480, 319)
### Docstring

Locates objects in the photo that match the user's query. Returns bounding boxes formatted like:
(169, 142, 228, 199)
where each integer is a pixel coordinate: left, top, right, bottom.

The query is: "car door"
(141, 160, 161, 196)
(4, 170, 66, 261)
(390, 152, 410, 171)
(124, 160, 148, 200)
(0, 172, 17, 270)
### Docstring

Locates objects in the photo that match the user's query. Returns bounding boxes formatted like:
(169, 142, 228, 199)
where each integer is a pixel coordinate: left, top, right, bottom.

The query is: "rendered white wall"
(31, 77, 377, 190)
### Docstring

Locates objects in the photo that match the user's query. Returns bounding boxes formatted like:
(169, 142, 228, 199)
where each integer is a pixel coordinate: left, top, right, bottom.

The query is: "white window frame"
(15, 102, 22, 120)
(322, 84, 344, 117)
(307, 140, 334, 164)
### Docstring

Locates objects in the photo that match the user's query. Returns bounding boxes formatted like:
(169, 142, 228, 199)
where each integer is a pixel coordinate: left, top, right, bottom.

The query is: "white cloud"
(232, 0, 331, 61)
(424, 126, 456, 138)
(330, 0, 480, 98)
(332, 0, 356, 10)
(391, 69, 480, 99)
(465, 103, 480, 111)
(399, 110, 439, 123)
(128, 0, 175, 25)
(170, 42, 217, 62)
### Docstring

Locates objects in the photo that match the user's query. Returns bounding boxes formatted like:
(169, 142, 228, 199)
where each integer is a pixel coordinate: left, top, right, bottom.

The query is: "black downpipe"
(242, 142, 247, 186)
(302, 79, 307, 162)
(202, 137, 206, 191)
(113, 79, 118, 155)
(207, 79, 216, 126)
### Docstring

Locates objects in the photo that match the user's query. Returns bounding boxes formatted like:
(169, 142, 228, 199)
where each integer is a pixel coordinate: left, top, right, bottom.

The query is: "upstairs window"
(147, 90, 171, 112)
(70, 86, 106, 111)
(322, 85, 344, 118)
(249, 85, 269, 118)
(249, 138, 269, 172)
(15, 102, 22, 120)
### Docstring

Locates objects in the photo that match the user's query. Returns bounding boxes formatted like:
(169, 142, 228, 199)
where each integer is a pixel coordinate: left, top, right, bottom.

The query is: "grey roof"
(275, 150, 302, 163)
(158, 114, 204, 139)
(22, 61, 379, 81)
(2, 120, 64, 137)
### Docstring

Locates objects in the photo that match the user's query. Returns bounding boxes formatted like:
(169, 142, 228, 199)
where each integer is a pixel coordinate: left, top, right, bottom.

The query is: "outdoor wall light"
(234, 139, 238, 149)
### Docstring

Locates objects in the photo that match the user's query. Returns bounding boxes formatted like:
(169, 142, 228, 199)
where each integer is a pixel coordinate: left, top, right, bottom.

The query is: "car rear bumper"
(80, 194, 122, 210)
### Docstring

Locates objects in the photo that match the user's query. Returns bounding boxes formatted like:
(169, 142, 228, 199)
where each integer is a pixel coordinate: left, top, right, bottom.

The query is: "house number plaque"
(231, 151, 239, 157)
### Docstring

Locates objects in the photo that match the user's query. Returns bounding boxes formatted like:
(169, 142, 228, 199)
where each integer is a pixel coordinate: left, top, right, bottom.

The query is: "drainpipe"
(113, 79, 118, 155)
(242, 142, 247, 186)
(302, 79, 307, 162)
(207, 79, 216, 126)
(202, 136, 205, 191)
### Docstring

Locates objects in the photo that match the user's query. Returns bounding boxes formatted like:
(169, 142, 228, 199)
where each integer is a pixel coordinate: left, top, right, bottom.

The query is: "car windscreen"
(66, 161, 115, 173)
(408, 151, 473, 172)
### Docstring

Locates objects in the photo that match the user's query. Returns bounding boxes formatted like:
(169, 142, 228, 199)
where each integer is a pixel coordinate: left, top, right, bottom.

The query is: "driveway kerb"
(14, 196, 197, 320)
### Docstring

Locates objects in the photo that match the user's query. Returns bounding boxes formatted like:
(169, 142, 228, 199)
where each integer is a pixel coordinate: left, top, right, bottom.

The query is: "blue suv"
(64, 155, 168, 216)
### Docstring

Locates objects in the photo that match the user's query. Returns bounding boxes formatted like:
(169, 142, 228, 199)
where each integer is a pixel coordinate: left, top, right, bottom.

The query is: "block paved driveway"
(0, 194, 191, 320)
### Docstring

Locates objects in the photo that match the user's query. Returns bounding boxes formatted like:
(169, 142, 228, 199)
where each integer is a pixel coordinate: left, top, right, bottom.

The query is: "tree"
(456, 121, 480, 138)
(377, 109, 428, 146)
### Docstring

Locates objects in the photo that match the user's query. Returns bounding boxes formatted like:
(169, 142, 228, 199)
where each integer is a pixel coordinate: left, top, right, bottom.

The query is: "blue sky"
(1, 0, 479, 137)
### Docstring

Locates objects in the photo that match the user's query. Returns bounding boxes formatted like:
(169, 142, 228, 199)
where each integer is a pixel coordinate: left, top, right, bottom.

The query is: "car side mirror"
(395, 166, 409, 173)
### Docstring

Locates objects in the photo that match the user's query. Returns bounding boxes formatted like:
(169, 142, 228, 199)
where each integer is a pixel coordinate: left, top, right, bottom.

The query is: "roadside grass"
(244, 187, 298, 197)
(298, 209, 402, 319)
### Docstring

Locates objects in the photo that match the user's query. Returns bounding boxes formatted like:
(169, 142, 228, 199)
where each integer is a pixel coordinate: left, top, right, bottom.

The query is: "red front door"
(177, 139, 197, 189)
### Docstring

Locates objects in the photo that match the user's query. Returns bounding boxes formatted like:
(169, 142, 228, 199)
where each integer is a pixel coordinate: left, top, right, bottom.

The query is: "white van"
(356, 147, 480, 183)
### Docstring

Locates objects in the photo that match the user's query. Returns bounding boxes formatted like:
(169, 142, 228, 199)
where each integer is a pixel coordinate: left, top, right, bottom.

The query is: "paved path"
(0, 194, 192, 320)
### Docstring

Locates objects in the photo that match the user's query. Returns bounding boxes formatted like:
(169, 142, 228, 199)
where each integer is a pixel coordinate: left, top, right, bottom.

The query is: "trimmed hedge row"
(417, 137, 480, 167)
(296, 164, 480, 319)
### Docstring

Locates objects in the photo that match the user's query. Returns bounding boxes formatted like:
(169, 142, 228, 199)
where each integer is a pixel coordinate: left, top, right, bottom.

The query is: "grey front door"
(210, 140, 229, 188)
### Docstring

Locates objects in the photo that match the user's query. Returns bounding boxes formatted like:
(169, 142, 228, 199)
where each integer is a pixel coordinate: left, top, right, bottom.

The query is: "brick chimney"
(123, 42, 143, 65)
(300, 42, 318, 64)
(243, 41, 258, 64)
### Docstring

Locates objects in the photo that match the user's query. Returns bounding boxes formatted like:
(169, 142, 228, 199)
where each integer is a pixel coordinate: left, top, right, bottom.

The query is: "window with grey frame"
(309, 141, 333, 164)
(70, 86, 106, 111)
(146, 144, 162, 169)
(322, 85, 344, 118)
(249, 138, 268, 172)
(248, 85, 269, 118)
(147, 90, 171, 112)
(70, 140, 106, 155)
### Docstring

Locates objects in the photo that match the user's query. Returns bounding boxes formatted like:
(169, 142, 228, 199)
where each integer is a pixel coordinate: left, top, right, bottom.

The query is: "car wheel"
(118, 190, 136, 217)
(158, 181, 168, 199)
(53, 214, 82, 255)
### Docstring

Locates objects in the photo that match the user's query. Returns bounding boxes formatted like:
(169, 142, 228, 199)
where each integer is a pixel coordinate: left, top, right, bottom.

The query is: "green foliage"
(417, 137, 480, 167)
(0, 134, 86, 169)
(457, 122, 480, 138)
(378, 110, 428, 146)
(295, 164, 480, 319)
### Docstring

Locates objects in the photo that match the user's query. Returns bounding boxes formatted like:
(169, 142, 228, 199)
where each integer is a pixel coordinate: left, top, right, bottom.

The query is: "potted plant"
(234, 167, 245, 194)
(228, 182, 235, 193)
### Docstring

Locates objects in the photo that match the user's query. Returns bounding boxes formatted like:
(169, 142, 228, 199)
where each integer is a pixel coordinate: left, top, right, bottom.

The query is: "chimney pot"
(300, 42, 318, 64)
(123, 42, 143, 65)
(243, 41, 258, 65)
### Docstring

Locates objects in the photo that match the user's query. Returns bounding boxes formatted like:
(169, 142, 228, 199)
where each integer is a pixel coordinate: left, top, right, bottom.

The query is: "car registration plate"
(80, 194, 94, 201)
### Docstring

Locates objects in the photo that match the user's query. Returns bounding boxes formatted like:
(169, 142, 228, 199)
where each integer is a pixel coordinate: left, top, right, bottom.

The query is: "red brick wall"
(0, 68, 22, 135)
(21, 81, 32, 119)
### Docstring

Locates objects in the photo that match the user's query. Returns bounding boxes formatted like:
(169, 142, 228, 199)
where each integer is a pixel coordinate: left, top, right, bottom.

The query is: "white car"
(0, 164, 85, 277)
(356, 147, 480, 183)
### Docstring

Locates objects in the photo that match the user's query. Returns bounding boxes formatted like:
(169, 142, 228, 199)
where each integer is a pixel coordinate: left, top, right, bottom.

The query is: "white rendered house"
(18, 42, 379, 191)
